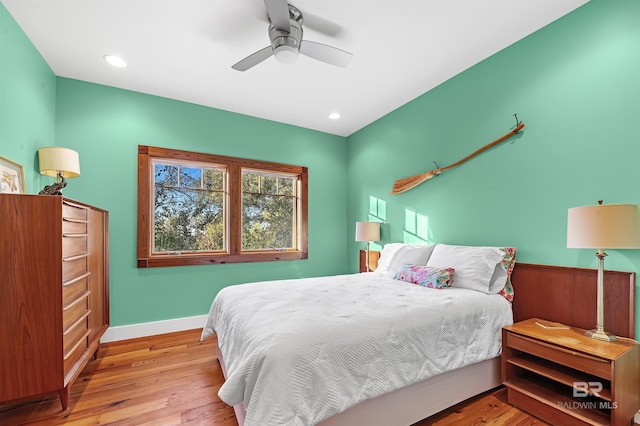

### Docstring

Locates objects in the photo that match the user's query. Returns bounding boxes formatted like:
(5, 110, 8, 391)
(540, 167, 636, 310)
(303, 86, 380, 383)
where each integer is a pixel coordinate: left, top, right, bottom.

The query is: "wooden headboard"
(360, 252, 636, 338)
(511, 263, 636, 339)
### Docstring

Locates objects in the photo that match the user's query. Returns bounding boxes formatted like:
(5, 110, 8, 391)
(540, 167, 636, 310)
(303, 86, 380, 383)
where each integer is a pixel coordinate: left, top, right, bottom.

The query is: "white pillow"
(489, 261, 508, 293)
(374, 243, 435, 277)
(426, 244, 505, 293)
(374, 243, 405, 275)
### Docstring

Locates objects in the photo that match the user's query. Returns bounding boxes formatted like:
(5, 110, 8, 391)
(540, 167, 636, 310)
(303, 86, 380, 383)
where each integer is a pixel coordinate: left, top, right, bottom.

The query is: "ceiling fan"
(232, 0, 354, 71)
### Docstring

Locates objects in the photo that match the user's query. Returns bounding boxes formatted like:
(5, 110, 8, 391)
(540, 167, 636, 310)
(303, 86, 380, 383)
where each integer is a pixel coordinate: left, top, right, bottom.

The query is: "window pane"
(261, 176, 277, 194)
(155, 164, 178, 186)
(204, 169, 224, 190)
(154, 186, 224, 253)
(242, 193, 294, 250)
(278, 178, 294, 195)
(242, 173, 260, 192)
(180, 167, 201, 189)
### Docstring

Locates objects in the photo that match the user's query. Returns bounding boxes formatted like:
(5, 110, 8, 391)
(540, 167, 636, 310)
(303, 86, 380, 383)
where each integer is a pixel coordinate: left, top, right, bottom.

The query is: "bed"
(201, 244, 636, 426)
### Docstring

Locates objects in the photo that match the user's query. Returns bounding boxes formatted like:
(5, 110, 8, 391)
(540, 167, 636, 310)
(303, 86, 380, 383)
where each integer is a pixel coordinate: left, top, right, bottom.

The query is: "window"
(138, 146, 308, 268)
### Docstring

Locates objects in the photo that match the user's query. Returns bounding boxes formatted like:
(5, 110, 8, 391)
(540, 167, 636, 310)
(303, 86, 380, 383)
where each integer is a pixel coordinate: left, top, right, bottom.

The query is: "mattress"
(202, 272, 513, 426)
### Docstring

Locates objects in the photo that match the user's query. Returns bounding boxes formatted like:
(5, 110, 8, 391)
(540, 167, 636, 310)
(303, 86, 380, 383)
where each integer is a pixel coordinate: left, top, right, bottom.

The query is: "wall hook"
(513, 113, 521, 134)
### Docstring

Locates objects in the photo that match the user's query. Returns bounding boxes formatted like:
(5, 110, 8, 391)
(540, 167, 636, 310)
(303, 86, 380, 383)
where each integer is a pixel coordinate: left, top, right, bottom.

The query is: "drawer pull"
(63, 272, 91, 287)
(62, 200, 87, 210)
(63, 233, 89, 238)
(63, 329, 91, 360)
(63, 291, 90, 311)
(63, 309, 91, 336)
(63, 217, 89, 224)
(63, 253, 89, 262)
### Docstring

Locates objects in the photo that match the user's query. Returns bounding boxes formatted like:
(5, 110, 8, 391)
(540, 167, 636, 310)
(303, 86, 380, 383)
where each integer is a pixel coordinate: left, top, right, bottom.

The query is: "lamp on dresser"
(355, 221, 380, 272)
(38, 147, 80, 195)
(567, 200, 640, 341)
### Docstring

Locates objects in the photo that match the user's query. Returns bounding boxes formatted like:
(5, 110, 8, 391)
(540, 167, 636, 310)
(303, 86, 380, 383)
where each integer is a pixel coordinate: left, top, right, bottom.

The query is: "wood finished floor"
(0, 329, 548, 426)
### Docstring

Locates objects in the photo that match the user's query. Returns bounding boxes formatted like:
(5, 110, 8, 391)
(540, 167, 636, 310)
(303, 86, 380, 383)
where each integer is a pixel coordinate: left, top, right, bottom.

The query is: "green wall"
(1, 0, 348, 328)
(54, 79, 348, 326)
(3, 0, 640, 334)
(347, 0, 640, 333)
(0, 3, 55, 192)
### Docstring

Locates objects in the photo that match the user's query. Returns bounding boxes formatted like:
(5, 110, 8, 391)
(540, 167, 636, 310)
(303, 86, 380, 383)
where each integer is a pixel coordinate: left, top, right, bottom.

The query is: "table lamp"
(567, 201, 640, 341)
(38, 147, 81, 195)
(356, 221, 380, 272)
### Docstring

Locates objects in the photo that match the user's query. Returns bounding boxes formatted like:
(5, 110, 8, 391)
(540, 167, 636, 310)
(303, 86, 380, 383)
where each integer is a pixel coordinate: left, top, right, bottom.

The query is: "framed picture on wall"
(0, 155, 26, 194)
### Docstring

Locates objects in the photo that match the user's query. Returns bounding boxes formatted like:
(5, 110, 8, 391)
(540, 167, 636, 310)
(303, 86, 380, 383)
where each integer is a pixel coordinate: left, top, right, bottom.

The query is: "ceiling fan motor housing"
(269, 5, 303, 63)
(231, 2, 352, 71)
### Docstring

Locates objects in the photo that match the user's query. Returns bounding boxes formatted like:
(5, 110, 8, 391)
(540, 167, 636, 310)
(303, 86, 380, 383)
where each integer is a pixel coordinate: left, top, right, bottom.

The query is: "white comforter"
(202, 273, 513, 426)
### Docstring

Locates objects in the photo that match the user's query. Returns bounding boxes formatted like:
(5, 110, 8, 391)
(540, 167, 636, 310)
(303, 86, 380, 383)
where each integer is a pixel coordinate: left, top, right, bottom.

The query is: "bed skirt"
(216, 342, 502, 426)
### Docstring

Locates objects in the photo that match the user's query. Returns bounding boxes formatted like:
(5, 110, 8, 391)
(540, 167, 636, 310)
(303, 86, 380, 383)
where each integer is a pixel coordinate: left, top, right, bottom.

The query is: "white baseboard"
(101, 314, 209, 343)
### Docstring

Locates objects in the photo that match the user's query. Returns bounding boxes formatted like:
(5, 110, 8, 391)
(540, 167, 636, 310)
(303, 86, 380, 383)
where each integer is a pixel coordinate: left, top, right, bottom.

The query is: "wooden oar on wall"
(391, 121, 525, 195)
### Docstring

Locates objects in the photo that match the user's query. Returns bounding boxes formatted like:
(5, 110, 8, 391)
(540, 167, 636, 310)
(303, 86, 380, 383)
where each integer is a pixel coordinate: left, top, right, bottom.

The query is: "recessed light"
(328, 112, 341, 120)
(104, 54, 127, 68)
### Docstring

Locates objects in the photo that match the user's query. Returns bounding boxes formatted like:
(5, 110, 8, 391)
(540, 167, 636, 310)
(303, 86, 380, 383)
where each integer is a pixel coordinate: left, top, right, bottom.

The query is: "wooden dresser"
(0, 194, 109, 409)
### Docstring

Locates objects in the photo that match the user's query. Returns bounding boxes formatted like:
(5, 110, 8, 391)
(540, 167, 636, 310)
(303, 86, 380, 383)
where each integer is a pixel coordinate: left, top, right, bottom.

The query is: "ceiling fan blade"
(264, 0, 291, 32)
(300, 41, 353, 68)
(232, 46, 273, 71)
(301, 12, 344, 38)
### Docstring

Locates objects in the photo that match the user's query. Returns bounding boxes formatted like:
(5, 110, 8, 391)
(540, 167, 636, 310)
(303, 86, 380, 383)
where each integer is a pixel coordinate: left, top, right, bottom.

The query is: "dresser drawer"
(62, 254, 88, 283)
(63, 329, 90, 376)
(506, 332, 612, 379)
(63, 273, 90, 306)
(62, 201, 88, 221)
(62, 217, 88, 234)
(63, 292, 90, 333)
(62, 235, 88, 258)
(63, 313, 90, 357)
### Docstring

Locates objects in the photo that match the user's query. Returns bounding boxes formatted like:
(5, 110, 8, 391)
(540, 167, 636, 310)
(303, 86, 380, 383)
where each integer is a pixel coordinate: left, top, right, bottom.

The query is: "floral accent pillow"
(393, 263, 455, 289)
(497, 247, 516, 302)
(500, 247, 517, 278)
(499, 278, 515, 302)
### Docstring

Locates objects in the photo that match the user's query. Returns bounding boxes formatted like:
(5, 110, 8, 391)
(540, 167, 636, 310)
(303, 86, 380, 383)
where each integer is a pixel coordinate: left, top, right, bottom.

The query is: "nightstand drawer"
(506, 332, 611, 379)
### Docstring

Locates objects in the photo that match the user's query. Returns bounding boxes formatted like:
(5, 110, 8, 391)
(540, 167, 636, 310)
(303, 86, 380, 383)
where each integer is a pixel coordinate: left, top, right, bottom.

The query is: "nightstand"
(502, 318, 640, 426)
(358, 249, 380, 272)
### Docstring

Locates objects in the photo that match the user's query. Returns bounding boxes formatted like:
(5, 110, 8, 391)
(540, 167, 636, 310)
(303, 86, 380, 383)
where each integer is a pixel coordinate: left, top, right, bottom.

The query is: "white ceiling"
(3, 0, 588, 137)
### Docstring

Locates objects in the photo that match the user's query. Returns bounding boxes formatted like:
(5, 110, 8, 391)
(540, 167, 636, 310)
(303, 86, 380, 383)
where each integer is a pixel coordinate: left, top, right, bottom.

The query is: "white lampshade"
(567, 203, 640, 249)
(38, 147, 81, 178)
(355, 221, 380, 242)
